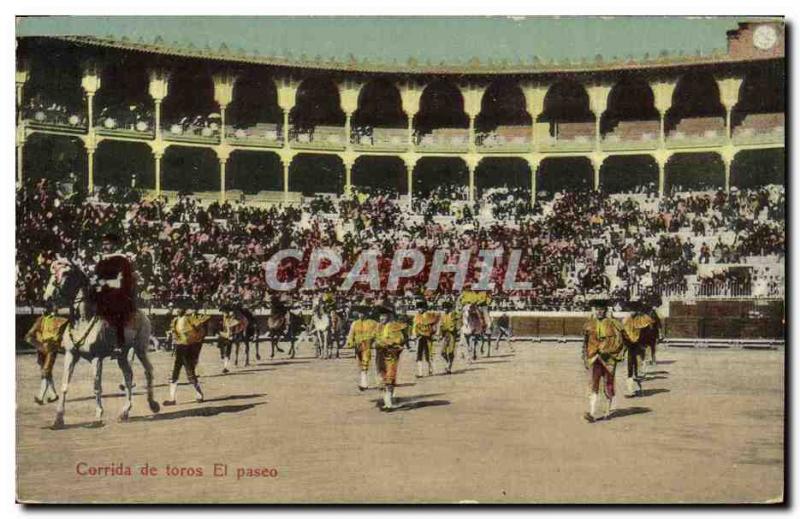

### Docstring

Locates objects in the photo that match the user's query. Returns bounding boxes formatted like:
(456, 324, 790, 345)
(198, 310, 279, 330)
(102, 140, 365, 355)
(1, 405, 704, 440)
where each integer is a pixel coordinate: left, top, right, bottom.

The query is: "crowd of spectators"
(21, 95, 86, 128)
(16, 176, 785, 312)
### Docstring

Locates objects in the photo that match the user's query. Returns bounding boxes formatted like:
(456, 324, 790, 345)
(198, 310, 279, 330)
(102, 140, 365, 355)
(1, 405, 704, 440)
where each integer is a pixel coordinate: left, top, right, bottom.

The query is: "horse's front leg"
(234, 342, 240, 367)
(92, 357, 104, 423)
(117, 354, 134, 422)
(134, 346, 161, 413)
(244, 339, 250, 366)
(53, 349, 79, 429)
(255, 330, 261, 360)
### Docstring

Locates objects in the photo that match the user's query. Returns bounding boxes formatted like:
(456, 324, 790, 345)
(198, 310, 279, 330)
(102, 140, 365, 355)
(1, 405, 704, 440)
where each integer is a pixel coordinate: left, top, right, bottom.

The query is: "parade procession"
(13, 15, 785, 504)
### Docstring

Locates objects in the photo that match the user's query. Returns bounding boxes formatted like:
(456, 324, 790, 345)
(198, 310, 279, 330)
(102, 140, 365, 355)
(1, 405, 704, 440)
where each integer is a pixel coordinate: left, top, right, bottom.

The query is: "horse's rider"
(219, 306, 246, 374)
(374, 299, 408, 411)
(438, 300, 459, 374)
(621, 299, 655, 397)
(268, 296, 288, 354)
(93, 232, 136, 357)
(24, 302, 68, 405)
(643, 295, 664, 366)
(345, 300, 379, 391)
(582, 298, 625, 423)
(164, 306, 212, 406)
(494, 312, 513, 351)
(412, 299, 440, 378)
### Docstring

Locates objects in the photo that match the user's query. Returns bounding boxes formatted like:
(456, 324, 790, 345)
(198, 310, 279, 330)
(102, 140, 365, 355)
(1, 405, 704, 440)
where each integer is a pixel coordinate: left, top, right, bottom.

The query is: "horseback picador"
(412, 298, 440, 378)
(582, 298, 625, 423)
(219, 305, 248, 374)
(24, 302, 68, 405)
(438, 300, 459, 374)
(345, 299, 379, 391)
(374, 299, 408, 411)
(165, 305, 212, 406)
(94, 232, 136, 357)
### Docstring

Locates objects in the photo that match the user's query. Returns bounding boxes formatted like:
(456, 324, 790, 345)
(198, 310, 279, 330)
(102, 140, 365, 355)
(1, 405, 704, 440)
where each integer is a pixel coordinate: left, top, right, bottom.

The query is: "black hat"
(589, 298, 610, 308)
(415, 299, 428, 310)
(374, 299, 395, 315)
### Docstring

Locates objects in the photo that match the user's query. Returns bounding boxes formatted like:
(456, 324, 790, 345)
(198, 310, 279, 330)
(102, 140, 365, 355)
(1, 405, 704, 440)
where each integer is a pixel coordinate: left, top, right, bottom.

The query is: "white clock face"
(753, 25, 778, 50)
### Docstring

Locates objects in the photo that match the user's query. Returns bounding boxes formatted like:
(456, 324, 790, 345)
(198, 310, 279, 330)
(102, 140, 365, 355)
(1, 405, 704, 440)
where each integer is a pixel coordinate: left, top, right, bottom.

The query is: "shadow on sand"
(610, 406, 651, 419)
(44, 420, 106, 431)
(386, 399, 450, 412)
(195, 393, 266, 404)
(639, 388, 670, 397)
(127, 402, 264, 422)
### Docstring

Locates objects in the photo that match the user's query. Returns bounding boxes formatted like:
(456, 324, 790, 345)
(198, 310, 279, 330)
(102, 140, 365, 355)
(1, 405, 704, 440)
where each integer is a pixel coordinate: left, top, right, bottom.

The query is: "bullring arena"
(15, 16, 785, 504)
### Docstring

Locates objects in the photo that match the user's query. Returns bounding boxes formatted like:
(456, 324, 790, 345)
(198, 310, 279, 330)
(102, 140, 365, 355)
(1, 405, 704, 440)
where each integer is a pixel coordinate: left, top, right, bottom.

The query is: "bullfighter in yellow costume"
(582, 299, 625, 422)
(374, 300, 408, 410)
(412, 299, 440, 377)
(24, 303, 69, 405)
(438, 300, 459, 374)
(345, 301, 379, 391)
(164, 306, 213, 406)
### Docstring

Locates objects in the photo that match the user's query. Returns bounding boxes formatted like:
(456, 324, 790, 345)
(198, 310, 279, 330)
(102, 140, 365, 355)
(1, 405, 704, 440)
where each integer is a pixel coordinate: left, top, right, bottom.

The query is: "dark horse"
(265, 299, 304, 359)
(219, 305, 260, 368)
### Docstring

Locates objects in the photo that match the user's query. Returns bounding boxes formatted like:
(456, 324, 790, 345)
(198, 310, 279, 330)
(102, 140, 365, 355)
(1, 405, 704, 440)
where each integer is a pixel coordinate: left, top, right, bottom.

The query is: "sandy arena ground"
(16, 339, 784, 504)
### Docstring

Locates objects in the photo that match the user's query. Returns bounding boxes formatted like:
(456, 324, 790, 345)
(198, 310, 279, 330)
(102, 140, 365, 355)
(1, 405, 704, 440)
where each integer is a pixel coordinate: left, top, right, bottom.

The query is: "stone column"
(152, 147, 164, 196)
(527, 154, 543, 205)
(590, 152, 605, 191)
(400, 82, 423, 150)
(82, 69, 101, 193)
(280, 152, 294, 203)
(523, 84, 548, 150)
(403, 154, 418, 208)
(16, 67, 28, 123)
(81, 68, 101, 131)
(276, 77, 298, 148)
(16, 140, 24, 188)
(587, 84, 611, 150)
(339, 80, 361, 148)
(460, 83, 486, 153)
(87, 145, 96, 192)
(716, 77, 743, 140)
(465, 154, 480, 202)
(651, 80, 676, 147)
(149, 71, 169, 139)
(720, 146, 736, 192)
(213, 73, 236, 143)
(217, 150, 230, 203)
(653, 149, 670, 197)
(342, 152, 357, 196)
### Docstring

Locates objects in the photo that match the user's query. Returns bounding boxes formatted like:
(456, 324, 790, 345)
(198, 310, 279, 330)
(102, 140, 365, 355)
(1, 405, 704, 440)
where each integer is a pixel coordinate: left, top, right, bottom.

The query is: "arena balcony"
(162, 117, 222, 145)
(225, 123, 283, 149)
(288, 125, 347, 152)
(21, 103, 87, 135)
(476, 126, 532, 154)
(14, 18, 786, 201)
(351, 126, 408, 153)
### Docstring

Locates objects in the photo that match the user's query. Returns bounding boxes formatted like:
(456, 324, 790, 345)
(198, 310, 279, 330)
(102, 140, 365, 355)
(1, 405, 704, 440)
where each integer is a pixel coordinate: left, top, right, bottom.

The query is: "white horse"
(43, 261, 160, 428)
(460, 303, 491, 361)
(310, 302, 333, 359)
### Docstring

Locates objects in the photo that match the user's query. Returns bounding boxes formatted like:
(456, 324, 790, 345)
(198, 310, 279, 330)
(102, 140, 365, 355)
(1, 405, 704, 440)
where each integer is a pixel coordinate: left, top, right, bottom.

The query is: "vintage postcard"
(14, 15, 785, 504)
